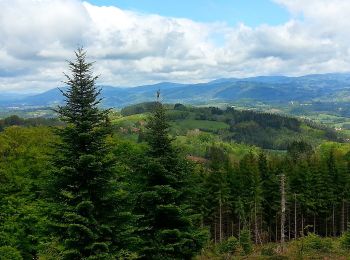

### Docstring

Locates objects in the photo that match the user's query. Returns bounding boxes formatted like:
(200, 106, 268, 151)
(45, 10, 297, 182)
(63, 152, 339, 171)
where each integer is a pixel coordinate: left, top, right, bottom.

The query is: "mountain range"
(2, 73, 350, 108)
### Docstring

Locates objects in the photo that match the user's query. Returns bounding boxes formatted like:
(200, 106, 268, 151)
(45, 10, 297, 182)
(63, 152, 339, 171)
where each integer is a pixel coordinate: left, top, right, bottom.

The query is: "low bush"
(217, 236, 240, 255)
(261, 244, 277, 256)
(300, 233, 333, 253)
(0, 246, 22, 260)
(239, 229, 253, 255)
(340, 229, 350, 249)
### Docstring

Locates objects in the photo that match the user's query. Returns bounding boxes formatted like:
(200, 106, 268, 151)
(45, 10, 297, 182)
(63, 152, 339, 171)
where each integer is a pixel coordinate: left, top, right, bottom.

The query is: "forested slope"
(2, 50, 350, 259)
(117, 102, 343, 151)
(2, 110, 350, 258)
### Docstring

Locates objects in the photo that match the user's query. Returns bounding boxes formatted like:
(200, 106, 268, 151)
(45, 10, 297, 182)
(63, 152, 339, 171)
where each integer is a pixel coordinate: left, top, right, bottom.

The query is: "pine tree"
(259, 152, 279, 241)
(49, 48, 136, 259)
(137, 101, 207, 259)
(238, 152, 262, 240)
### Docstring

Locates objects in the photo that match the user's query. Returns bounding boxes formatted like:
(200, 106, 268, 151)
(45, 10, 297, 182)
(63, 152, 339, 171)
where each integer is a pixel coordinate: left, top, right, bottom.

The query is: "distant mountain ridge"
(2, 73, 350, 108)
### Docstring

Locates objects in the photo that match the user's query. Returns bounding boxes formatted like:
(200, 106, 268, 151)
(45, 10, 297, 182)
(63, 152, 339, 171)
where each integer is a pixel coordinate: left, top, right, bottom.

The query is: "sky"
(0, 0, 350, 93)
(86, 0, 291, 27)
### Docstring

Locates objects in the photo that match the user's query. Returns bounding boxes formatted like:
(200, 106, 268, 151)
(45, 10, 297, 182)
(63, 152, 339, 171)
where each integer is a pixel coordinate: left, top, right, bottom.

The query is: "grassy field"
(112, 113, 148, 127)
(171, 119, 229, 132)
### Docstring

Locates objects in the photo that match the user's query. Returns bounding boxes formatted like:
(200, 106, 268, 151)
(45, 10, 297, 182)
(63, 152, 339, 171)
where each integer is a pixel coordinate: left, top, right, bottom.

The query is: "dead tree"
(280, 174, 286, 250)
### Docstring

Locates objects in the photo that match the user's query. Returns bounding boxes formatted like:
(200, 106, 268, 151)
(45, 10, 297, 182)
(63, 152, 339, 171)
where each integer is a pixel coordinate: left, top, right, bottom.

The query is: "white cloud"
(1, 0, 350, 92)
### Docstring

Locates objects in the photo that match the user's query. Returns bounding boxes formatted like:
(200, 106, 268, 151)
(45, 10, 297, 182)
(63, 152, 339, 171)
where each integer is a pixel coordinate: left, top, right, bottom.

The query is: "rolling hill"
(113, 102, 344, 151)
(2, 73, 350, 109)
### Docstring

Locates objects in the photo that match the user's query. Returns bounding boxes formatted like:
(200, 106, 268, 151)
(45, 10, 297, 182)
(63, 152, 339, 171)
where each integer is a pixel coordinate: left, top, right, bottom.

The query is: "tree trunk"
(280, 174, 286, 250)
(219, 197, 222, 242)
(294, 193, 297, 239)
(347, 202, 349, 232)
(261, 213, 263, 243)
(342, 200, 345, 234)
(214, 222, 217, 244)
(301, 214, 304, 237)
(275, 214, 278, 242)
(254, 200, 258, 244)
(231, 221, 234, 237)
(238, 215, 241, 241)
(288, 211, 291, 241)
(332, 204, 336, 237)
(313, 213, 316, 234)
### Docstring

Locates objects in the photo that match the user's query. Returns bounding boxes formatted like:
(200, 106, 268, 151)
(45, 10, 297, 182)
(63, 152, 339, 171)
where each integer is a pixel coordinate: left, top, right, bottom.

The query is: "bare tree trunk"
(288, 211, 291, 241)
(280, 174, 286, 250)
(260, 212, 266, 243)
(261, 213, 263, 242)
(332, 204, 336, 237)
(347, 202, 349, 232)
(342, 200, 345, 234)
(238, 215, 241, 241)
(214, 222, 217, 244)
(326, 218, 328, 237)
(275, 214, 278, 242)
(301, 214, 304, 237)
(248, 215, 251, 232)
(219, 197, 222, 242)
(313, 213, 316, 234)
(294, 193, 297, 239)
(254, 200, 258, 244)
(231, 221, 234, 237)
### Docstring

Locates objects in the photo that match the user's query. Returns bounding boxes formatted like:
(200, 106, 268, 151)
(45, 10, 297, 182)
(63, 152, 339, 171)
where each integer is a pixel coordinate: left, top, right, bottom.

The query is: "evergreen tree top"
(57, 47, 107, 128)
(145, 101, 173, 158)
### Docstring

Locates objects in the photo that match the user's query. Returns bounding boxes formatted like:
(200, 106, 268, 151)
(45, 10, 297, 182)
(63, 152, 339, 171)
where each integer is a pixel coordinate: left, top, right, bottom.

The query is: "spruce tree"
(49, 48, 135, 259)
(137, 101, 207, 259)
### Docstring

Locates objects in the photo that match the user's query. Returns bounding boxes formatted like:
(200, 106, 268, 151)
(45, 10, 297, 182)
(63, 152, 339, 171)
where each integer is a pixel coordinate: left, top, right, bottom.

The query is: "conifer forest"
(3, 49, 350, 259)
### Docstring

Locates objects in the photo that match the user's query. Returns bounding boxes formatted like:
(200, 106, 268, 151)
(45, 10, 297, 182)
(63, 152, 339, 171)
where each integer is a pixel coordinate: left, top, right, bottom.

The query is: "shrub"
(340, 229, 350, 249)
(0, 246, 22, 260)
(301, 233, 333, 253)
(239, 229, 253, 255)
(261, 244, 277, 256)
(217, 236, 239, 255)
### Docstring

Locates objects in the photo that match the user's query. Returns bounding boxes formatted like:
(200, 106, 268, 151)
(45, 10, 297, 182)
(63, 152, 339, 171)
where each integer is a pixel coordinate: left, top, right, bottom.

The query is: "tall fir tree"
(49, 48, 136, 259)
(136, 101, 207, 259)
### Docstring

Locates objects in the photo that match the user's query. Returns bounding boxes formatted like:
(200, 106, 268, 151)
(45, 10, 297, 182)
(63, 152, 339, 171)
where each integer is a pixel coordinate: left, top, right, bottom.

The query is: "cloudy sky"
(1, 0, 350, 93)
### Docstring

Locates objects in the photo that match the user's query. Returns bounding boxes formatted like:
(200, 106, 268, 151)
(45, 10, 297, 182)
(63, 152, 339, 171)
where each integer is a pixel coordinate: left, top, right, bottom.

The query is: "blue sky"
(86, 0, 290, 27)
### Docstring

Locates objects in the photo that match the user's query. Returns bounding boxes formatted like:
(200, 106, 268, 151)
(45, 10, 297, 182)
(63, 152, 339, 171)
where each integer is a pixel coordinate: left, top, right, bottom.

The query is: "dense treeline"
(0, 115, 62, 131)
(1, 49, 350, 259)
(196, 140, 350, 244)
(120, 102, 301, 132)
(120, 102, 342, 150)
(2, 124, 350, 257)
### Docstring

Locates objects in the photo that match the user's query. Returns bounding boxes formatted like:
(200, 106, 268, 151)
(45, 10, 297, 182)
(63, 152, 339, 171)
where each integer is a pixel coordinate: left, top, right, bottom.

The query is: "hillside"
(3, 73, 350, 109)
(113, 102, 344, 151)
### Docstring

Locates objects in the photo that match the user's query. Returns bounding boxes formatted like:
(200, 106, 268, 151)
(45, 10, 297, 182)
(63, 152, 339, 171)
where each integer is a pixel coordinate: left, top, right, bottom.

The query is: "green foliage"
(260, 244, 277, 256)
(0, 246, 22, 260)
(287, 140, 313, 160)
(48, 48, 137, 258)
(0, 126, 54, 258)
(121, 102, 158, 116)
(3, 86, 350, 259)
(239, 229, 253, 255)
(120, 103, 340, 150)
(136, 101, 208, 259)
(340, 229, 350, 249)
(172, 119, 229, 133)
(217, 236, 239, 255)
(300, 233, 333, 253)
(0, 115, 62, 131)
